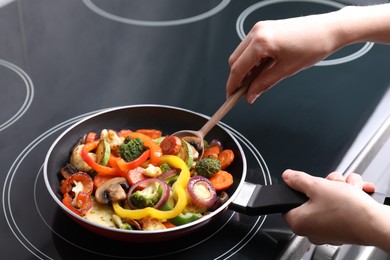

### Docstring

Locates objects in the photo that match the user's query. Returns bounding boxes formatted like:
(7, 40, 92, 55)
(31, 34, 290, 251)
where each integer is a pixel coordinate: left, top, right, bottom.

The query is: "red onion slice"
(209, 139, 223, 151)
(127, 178, 170, 210)
(187, 176, 217, 208)
(158, 169, 178, 181)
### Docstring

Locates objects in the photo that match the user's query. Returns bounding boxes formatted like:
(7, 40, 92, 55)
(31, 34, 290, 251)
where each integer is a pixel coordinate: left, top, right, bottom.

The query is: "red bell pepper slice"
(113, 149, 150, 172)
(61, 172, 94, 195)
(62, 192, 92, 216)
(61, 172, 93, 216)
(81, 141, 121, 176)
(118, 130, 162, 165)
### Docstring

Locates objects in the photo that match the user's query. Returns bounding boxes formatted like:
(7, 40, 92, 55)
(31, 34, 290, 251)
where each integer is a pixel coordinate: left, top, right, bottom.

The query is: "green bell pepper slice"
(169, 212, 202, 226)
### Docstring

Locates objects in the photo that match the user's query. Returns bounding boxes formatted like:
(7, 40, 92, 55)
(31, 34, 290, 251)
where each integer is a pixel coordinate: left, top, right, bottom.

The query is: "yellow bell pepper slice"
(112, 155, 189, 220)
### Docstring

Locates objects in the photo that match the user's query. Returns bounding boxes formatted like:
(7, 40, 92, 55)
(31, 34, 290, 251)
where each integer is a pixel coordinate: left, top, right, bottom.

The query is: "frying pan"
(43, 105, 389, 242)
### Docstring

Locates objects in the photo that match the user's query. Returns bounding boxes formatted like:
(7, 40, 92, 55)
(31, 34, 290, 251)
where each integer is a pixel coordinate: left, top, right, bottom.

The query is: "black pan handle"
(230, 182, 390, 216)
(230, 182, 308, 215)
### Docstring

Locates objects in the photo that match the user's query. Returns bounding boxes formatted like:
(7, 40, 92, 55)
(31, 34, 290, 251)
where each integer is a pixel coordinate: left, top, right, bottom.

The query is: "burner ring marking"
(0, 60, 34, 132)
(3, 107, 270, 259)
(83, 0, 231, 27)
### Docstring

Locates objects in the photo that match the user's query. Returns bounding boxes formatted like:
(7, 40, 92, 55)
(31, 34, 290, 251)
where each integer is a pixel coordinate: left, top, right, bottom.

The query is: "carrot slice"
(202, 145, 220, 159)
(85, 132, 98, 144)
(93, 174, 115, 190)
(125, 166, 148, 188)
(218, 149, 234, 170)
(163, 221, 176, 229)
(136, 129, 162, 139)
(209, 170, 234, 191)
(160, 135, 182, 155)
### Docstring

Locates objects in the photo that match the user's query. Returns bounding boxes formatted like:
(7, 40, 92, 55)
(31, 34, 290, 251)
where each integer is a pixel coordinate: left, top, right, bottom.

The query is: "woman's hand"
(226, 13, 342, 103)
(326, 171, 375, 193)
(226, 4, 390, 104)
(282, 169, 380, 246)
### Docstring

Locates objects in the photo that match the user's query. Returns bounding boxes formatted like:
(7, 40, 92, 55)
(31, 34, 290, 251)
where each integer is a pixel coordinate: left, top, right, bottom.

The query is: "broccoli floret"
(159, 163, 171, 173)
(195, 157, 221, 178)
(129, 182, 161, 209)
(112, 214, 132, 230)
(119, 137, 145, 162)
(203, 139, 210, 149)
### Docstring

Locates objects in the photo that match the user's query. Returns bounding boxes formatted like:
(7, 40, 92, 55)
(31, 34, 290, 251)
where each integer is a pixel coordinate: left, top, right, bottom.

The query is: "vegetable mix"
(59, 128, 235, 231)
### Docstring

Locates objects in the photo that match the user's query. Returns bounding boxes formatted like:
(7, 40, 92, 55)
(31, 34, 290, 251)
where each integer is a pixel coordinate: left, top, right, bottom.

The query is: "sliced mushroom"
(95, 177, 129, 205)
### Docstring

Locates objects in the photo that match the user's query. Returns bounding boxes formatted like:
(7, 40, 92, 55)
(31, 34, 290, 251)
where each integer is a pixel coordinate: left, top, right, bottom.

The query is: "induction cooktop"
(1, 0, 389, 259)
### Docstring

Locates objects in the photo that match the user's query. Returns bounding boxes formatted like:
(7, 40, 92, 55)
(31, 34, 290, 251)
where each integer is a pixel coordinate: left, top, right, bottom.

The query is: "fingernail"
(248, 93, 260, 104)
(282, 169, 292, 179)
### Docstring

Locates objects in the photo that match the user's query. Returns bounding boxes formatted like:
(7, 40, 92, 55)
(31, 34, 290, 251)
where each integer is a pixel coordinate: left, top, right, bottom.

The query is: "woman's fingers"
(346, 173, 363, 188)
(282, 169, 316, 195)
(362, 182, 376, 193)
(327, 172, 376, 193)
(326, 171, 345, 182)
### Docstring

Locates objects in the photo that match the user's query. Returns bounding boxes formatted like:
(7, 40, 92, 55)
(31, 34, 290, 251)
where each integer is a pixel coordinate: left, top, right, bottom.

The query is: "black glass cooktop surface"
(1, 0, 389, 259)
